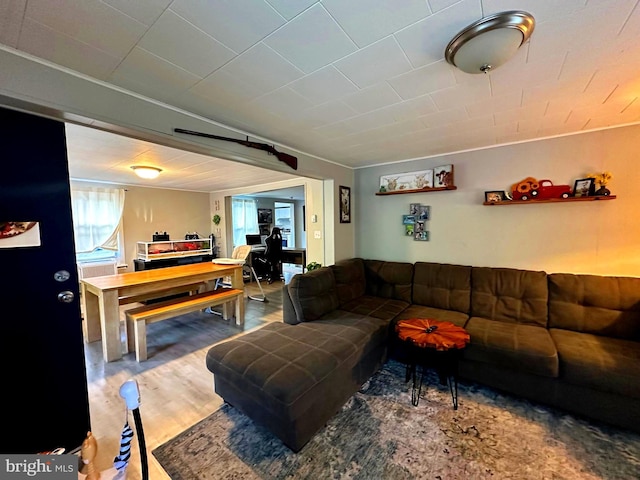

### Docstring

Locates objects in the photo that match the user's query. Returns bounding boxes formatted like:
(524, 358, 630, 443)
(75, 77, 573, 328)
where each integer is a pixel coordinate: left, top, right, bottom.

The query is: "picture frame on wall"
(409, 203, 420, 215)
(405, 224, 414, 236)
(484, 191, 506, 203)
(414, 231, 429, 241)
(434, 164, 454, 187)
(402, 215, 416, 225)
(417, 205, 430, 220)
(573, 178, 595, 197)
(257, 208, 273, 223)
(339, 185, 351, 223)
(380, 169, 434, 192)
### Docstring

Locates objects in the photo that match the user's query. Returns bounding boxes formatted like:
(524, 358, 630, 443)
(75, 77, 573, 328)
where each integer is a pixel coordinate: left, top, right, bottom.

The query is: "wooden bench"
(125, 288, 244, 362)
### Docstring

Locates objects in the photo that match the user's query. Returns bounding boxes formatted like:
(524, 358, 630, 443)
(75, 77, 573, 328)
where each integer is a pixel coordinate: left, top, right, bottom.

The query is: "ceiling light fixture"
(445, 11, 535, 74)
(131, 165, 162, 179)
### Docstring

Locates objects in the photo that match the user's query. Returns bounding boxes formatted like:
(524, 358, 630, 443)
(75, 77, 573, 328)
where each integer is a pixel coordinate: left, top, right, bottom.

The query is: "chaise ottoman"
(206, 314, 389, 451)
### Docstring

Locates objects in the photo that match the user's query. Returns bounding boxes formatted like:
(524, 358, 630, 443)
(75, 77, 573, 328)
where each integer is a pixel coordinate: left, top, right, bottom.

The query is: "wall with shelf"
(355, 123, 640, 277)
(483, 195, 616, 206)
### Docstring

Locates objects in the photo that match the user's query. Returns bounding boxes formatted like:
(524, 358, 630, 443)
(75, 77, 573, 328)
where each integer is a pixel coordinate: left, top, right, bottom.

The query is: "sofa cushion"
(413, 262, 471, 314)
(548, 273, 640, 340)
(330, 258, 366, 306)
(464, 317, 558, 377)
(338, 295, 409, 322)
(287, 267, 339, 322)
(363, 260, 413, 303)
(550, 328, 640, 399)
(471, 267, 548, 327)
(394, 304, 469, 328)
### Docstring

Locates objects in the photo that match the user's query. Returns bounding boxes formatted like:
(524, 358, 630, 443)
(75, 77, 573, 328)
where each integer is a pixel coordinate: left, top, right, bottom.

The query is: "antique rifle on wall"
(174, 128, 297, 170)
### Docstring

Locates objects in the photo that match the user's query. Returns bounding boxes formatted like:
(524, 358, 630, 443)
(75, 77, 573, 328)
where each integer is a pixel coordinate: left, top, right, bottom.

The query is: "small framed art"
(434, 164, 454, 187)
(573, 178, 595, 197)
(485, 191, 506, 203)
(339, 185, 351, 223)
(414, 231, 429, 241)
(402, 215, 416, 225)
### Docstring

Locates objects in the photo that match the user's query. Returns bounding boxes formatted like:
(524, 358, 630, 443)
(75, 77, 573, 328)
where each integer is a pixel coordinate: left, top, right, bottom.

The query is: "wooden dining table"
(81, 262, 244, 362)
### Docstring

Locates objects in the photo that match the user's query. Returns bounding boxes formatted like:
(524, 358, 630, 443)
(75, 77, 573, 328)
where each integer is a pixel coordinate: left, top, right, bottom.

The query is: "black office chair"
(263, 228, 284, 284)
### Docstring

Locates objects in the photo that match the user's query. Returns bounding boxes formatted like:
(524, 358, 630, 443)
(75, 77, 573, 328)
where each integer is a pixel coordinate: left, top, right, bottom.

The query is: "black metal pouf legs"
(408, 364, 458, 409)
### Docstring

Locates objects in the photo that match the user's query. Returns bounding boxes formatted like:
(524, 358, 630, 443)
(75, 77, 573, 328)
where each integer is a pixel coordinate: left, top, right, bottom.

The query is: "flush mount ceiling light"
(445, 11, 535, 74)
(131, 165, 162, 179)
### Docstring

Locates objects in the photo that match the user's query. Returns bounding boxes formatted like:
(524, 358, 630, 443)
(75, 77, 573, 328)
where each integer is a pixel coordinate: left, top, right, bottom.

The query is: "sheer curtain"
(71, 186, 126, 255)
(232, 198, 258, 248)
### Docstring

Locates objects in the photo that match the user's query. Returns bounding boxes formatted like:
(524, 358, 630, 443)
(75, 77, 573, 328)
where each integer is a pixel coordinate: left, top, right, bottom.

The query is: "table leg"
(411, 364, 423, 407)
(82, 283, 102, 343)
(99, 290, 122, 362)
(230, 267, 245, 327)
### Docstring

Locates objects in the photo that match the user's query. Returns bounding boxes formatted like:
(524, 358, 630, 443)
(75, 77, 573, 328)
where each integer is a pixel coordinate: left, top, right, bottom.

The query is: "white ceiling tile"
(388, 60, 457, 99)
(110, 47, 201, 95)
(430, 77, 491, 110)
(101, 0, 171, 26)
(251, 87, 315, 117)
(420, 107, 469, 127)
(289, 66, 358, 105)
(169, 0, 285, 53)
(466, 91, 522, 118)
(298, 101, 358, 127)
(190, 69, 269, 104)
(334, 36, 413, 88)
(137, 11, 235, 78)
(395, 0, 482, 68)
(342, 83, 402, 114)
(0, 0, 26, 47)
(25, 0, 147, 57)
(265, 0, 316, 20)
(427, 0, 460, 13)
(394, 95, 439, 119)
(263, 3, 357, 73)
(18, 17, 121, 79)
(323, 0, 430, 48)
(221, 43, 304, 93)
(482, 0, 587, 23)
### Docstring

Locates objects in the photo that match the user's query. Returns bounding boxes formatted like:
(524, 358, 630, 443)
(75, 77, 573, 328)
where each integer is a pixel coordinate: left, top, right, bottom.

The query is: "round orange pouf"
(395, 318, 470, 408)
(396, 318, 470, 351)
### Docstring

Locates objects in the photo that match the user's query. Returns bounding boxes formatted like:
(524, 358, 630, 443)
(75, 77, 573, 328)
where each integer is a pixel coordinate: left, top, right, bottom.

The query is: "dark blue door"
(0, 107, 90, 453)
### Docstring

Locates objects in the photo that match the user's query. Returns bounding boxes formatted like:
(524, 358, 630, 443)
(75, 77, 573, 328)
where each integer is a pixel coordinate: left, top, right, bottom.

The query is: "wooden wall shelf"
(376, 185, 457, 196)
(483, 195, 616, 206)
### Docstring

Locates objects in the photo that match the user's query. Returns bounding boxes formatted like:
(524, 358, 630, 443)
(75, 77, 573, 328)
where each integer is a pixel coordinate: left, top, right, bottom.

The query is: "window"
(232, 197, 258, 248)
(71, 186, 125, 263)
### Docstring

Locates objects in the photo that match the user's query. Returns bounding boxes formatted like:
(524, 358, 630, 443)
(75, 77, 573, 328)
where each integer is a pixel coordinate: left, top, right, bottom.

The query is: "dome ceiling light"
(445, 11, 535, 74)
(131, 165, 162, 179)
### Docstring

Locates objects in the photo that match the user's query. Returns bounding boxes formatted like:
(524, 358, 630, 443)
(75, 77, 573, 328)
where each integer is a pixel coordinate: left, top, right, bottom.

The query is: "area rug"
(153, 360, 640, 479)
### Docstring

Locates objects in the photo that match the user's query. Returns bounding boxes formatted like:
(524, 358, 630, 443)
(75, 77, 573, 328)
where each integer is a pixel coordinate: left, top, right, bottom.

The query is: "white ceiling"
(2, 0, 640, 191)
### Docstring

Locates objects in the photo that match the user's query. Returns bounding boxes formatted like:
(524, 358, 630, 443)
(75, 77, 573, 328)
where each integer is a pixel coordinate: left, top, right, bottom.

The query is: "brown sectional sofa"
(206, 258, 640, 451)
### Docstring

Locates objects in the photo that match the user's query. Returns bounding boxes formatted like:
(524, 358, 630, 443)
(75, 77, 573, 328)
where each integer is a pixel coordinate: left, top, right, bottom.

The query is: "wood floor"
(82, 271, 297, 480)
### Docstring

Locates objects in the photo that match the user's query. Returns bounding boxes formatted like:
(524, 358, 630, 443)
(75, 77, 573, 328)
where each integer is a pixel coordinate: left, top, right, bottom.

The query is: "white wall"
(355, 125, 640, 277)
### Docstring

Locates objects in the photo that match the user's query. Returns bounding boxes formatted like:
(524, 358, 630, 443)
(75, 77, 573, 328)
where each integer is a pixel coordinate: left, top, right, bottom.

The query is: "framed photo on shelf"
(380, 169, 433, 192)
(573, 178, 595, 197)
(402, 215, 416, 225)
(434, 164, 454, 187)
(485, 191, 506, 203)
(339, 185, 351, 223)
